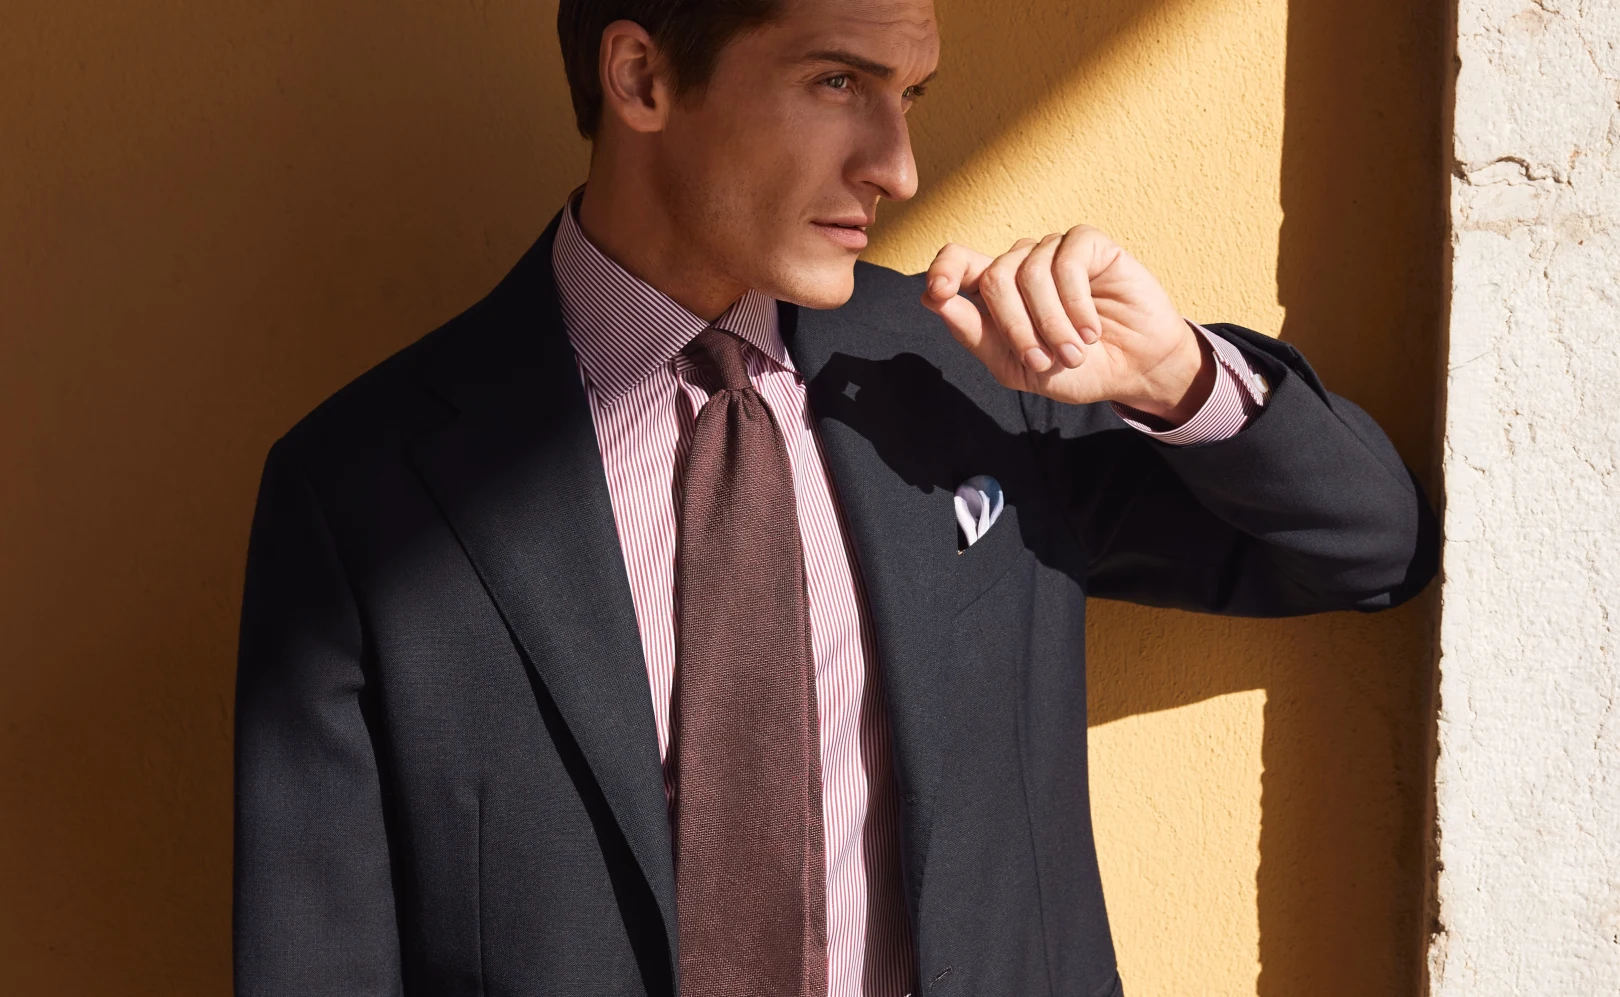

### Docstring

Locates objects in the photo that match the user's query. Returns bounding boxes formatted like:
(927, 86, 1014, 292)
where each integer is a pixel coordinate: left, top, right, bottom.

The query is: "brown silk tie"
(674, 327, 828, 997)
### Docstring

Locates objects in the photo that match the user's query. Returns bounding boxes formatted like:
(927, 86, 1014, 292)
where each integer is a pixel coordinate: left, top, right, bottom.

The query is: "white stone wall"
(1434, 0, 1620, 993)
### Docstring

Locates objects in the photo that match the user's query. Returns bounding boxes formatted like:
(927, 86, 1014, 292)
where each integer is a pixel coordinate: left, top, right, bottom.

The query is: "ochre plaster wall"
(0, 1, 1446, 993)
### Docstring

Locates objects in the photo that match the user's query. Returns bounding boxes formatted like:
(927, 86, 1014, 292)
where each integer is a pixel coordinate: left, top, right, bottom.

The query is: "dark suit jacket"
(235, 213, 1438, 997)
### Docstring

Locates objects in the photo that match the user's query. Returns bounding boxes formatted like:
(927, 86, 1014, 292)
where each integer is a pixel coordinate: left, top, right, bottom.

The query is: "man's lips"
(812, 219, 871, 250)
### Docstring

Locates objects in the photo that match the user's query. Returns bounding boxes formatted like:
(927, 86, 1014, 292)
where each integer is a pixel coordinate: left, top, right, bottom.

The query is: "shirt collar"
(551, 193, 790, 403)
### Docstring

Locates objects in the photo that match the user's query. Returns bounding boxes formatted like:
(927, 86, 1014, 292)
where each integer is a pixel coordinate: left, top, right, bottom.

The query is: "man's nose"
(852, 105, 919, 203)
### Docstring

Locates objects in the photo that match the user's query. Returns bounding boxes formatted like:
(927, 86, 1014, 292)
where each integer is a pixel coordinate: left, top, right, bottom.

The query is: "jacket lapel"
(781, 301, 956, 917)
(406, 219, 677, 967)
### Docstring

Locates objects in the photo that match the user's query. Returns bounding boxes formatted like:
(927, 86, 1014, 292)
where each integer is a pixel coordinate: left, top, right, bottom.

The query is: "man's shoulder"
(271, 291, 504, 490)
(840, 261, 937, 346)
(848, 259, 928, 310)
(795, 260, 953, 368)
(789, 260, 1044, 440)
(275, 227, 560, 480)
(276, 326, 432, 460)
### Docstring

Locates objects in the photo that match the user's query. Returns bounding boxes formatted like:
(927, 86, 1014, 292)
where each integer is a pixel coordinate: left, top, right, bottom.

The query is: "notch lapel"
(407, 221, 677, 968)
(781, 302, 956, 917)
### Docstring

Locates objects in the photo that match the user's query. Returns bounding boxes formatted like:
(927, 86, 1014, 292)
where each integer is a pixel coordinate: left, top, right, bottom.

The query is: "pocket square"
(954, 474, 1004, 548)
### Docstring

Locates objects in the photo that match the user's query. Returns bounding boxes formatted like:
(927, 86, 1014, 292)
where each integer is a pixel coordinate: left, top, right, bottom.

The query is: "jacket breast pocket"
(952, 499, 1027, 611)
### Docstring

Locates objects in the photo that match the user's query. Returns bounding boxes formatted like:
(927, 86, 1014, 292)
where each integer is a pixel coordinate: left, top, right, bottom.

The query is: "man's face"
(654, 0, 940, 309)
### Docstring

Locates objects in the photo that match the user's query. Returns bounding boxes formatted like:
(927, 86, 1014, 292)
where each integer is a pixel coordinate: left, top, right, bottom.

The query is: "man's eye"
(823, 74, 851, 90)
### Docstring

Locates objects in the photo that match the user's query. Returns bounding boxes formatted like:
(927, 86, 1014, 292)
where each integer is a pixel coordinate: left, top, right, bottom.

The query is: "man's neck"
(574, 158, 746, 323)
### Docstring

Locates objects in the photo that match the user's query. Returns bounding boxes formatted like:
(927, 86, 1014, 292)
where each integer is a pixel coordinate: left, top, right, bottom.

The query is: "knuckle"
(1038, 314, 1075, 341)
(1054, 257, 1086, 280)
(1054, 260, 1091, 291)
(1056, 272, 1089, 298)
(979, 265, 1013, 296)
(1015, 256, 1045, 290)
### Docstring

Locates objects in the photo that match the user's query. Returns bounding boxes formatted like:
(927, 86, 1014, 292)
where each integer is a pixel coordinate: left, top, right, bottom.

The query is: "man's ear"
(599, 19, 673, 134)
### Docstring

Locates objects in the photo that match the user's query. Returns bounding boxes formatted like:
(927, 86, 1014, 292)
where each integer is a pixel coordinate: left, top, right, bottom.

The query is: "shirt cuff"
(1110, 321, 1271, 445)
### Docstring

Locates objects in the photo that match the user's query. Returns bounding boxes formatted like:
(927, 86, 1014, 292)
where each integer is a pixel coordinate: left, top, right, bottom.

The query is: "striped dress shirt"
(550, 200, 1265, 996)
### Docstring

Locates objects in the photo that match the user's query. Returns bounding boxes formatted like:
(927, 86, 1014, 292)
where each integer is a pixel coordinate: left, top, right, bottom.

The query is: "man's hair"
(557, 0, 783, 139)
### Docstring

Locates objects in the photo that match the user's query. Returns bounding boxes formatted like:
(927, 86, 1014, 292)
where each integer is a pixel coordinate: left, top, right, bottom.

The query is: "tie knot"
(686, 327, 753, 391)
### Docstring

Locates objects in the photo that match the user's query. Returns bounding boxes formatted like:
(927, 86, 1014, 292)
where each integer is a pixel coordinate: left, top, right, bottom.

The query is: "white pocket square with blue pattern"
(954, 474, 1004, 548)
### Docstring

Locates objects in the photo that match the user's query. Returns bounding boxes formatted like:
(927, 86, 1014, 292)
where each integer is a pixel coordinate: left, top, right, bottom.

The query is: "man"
(233, 0, 1437, 994)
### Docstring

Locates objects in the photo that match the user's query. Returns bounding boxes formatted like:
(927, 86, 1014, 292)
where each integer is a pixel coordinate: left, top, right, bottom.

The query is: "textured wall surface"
(1433, 1, 1620, 993)
(0, 1, 1444, 994)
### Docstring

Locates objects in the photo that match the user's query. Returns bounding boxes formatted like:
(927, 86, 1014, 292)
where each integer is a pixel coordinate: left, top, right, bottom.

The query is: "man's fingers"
(1018, 233, 1086, 369)
(926, 282, 1033, 388)
(979, 239, 1054, 373)
(929, 291, 985, 349)
(1053, 226, 1108, 345)
(924, 240, 1029, 386)
(932, 293, 1024, 383)
(924, 242, 992, 302)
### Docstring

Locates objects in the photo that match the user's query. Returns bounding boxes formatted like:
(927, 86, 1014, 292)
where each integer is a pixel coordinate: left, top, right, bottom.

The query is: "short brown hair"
(557, 0, 783, 139)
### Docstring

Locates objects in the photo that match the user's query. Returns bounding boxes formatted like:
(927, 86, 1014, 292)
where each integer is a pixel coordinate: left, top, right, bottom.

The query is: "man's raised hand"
(921, 225, 1215, 424)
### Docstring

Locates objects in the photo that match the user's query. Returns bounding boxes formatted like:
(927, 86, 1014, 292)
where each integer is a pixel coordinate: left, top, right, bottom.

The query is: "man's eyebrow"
(800, 49, 938, 86)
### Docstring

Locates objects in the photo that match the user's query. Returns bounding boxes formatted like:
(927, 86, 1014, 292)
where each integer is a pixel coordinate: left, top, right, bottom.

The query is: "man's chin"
(758, 257, 859, 311)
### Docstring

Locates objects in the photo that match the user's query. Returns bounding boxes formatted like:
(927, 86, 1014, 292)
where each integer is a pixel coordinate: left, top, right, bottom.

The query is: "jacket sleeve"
(1033, 324, 1439, 616)
(234, 440, 403, 995)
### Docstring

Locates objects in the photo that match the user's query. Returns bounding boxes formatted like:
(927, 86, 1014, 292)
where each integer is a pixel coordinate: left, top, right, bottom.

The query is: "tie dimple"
(686, 326, 753, 390)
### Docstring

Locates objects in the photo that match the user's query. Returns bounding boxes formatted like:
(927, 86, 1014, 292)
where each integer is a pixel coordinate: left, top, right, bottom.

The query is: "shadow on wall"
(0, 0, 1443, 994)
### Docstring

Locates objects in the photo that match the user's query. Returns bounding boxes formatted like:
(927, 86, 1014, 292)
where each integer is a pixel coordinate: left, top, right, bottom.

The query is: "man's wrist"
(1117, 320, 1217, 426)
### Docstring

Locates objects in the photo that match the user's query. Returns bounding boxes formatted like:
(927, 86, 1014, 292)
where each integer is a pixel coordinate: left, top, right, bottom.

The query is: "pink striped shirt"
(1112, 325, 1269, 441)
(550, 200, 1264, 995)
